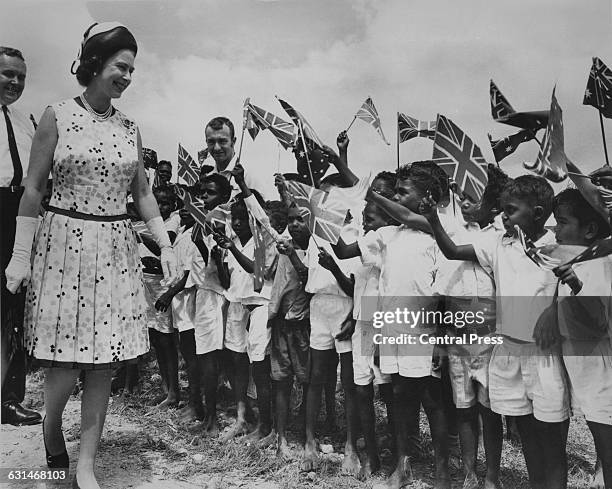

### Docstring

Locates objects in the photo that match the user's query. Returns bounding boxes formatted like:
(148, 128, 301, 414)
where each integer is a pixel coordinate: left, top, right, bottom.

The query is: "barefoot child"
(420, 175, 570, 489)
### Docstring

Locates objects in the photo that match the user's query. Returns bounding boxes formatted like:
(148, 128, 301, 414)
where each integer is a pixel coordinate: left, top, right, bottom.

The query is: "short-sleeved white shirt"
(174, 226, 198, 273)
(473, 230, 558, 342)
(187, 233, 226, 294)
(1, 104, 35, 187)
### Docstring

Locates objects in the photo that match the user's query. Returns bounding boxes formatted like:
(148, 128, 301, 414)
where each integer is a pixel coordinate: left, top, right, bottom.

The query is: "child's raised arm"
(419, 195, 478, 262)
(318, 247, 354, 297)
(366, 188, 432, 233)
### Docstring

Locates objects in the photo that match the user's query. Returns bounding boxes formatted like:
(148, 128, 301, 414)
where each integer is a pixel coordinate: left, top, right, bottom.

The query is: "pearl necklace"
(79, 94, 113, 121)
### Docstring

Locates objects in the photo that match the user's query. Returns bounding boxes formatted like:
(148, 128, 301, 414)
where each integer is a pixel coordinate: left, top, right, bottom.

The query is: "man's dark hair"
(554, 188, 610, 240)
(199, 173, 232, 204)
(481, 164, 511, 212)
(501, 175, 554, 221)
(205, 116, 235, 140)
(0, 47, 24, 61)
(75, 26, 137, 87)
(396, 162, 443, 202)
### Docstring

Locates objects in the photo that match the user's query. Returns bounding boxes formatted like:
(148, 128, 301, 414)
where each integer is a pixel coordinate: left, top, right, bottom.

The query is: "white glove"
(5, 216, 38, 294)
(145, 216, 179, 282)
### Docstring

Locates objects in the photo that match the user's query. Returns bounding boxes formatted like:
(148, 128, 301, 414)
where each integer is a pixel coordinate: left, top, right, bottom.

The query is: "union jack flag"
(490, 80, 515, 121)
(488, 129, 536, 163)
(583, 57, 612, 118)
(432, 115, 488, 202)
(245, 101, 296, 149)
(277, 97, 324, 149)
(515, 226, 560, 270)
(398, 113, 436, 142)
(177, 143, 200, 186)
(286, 180, 348, 244)
(529, 88, 568, 183)
(205, 205, 231, 235)
(174, 186, 209, 232)
(248, 211, 266, 293)
(556, 237, 612, 268)
(354, 97, 390, 145)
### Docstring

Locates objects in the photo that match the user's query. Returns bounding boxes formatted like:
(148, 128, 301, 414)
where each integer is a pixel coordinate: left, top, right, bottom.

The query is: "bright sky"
(2, 0, 612, 197)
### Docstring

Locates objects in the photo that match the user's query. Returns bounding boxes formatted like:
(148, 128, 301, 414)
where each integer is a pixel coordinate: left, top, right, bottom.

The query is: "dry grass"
(22, 358, 599, 489)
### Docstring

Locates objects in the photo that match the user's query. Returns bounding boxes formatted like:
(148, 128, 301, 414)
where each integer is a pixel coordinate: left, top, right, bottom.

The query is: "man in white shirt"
(0, 46, 41, 426)
(203, 117, 266, 199)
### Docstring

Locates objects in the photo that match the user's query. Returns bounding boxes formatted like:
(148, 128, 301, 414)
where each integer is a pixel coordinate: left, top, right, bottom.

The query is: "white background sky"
(2, 0, 612, 197)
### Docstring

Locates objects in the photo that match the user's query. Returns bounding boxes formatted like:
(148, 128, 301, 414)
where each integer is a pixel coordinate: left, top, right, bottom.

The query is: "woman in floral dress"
(4, 23, 178, 489)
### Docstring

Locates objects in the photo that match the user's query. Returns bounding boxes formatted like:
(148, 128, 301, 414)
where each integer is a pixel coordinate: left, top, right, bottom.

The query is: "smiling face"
(0, 54, 26, 106)
(156, 163, 172, 185)
(90, 49, 135, 99)
(205, 124, 235, 169)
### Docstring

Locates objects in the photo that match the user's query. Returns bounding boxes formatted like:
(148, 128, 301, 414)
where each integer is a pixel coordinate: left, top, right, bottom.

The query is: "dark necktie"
(2, 105, 23, 186)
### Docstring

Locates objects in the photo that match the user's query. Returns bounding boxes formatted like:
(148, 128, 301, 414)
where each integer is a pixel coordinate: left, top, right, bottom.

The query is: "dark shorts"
(270, 317, 310, 383)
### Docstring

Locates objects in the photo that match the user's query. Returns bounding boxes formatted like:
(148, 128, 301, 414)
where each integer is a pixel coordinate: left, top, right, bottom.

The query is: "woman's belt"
(46, 205, 129, 222)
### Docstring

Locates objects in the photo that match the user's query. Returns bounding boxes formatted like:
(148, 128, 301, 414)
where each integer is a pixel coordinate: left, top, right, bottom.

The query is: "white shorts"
(194, 288, 226, 355)
(309, 294, 352, 353)
(352, 320, 391, 386)
(246, 304, 271, 363)
(489, 340, 570, 422)
(171, 288, 195, 332)
(224, 302, 249, 354)
(143, 273, 174, 334)
(563, 340, 612, 425)
(447, 343, 493, 409)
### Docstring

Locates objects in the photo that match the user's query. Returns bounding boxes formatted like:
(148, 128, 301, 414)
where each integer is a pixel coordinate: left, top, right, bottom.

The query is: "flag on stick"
(353, 97, 390, 145)
(398, 113, 436, 142)
(205, 205, 231, 235)
(248, 211, 266, 293)
(490, 80, 549, 130)
(515, 226, 560, 270)
(177, 144, 201, 186)
(286, 180, 348, 244)
(245, 101, 296, 149)
(583, 57, 612, 118)
(277, 97, 324, 149)
(432, 115, 489, 202)
(523, 88, 568, 183)
(488, 129, 536, 162)
(174, 186, 209, 231)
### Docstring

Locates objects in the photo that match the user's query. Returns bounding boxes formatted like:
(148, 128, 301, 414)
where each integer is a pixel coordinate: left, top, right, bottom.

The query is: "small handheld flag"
(583, 57, 612, 118)
(555, 238, 612, 269)
(432, 115, 488, 202)
(351, 97, 390, 145)
(398, 113, 436, 142)
(488, 129, 536, 163)
(245, 101, 296, 149)
(515, 225, 560, 270)
(177, 144, 201, 186)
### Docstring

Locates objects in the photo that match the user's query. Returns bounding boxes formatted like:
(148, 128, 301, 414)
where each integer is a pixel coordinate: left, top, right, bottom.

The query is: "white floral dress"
(24, 98, 149, 368)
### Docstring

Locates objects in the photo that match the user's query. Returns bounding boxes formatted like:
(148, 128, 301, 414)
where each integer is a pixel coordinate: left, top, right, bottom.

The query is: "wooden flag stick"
(345, 115, 357, 133)
(598, 111, 610, 166)
(567, 171, 592, 179)
(396, 112, 400, 169)
(236, 122, 246, 165)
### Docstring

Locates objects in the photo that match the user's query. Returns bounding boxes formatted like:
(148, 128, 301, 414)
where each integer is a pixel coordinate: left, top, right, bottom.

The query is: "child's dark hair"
(266, 200, 288, 231)
(554, 188, 610, 239)
(396, 162, 443, 202)
(407, 160, 449, 203)
(153, 185, 176, 206)
(481, 164, 511, 212)
(231, 189, 266, 222)
(501, 175, 554, 220)
(199, 173, 232, 204)
(372, 171, 397, 199)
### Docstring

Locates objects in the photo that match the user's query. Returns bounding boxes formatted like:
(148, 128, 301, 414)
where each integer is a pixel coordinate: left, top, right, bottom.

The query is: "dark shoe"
(43, 416, 69, 469)
(1, 401, 42, 426)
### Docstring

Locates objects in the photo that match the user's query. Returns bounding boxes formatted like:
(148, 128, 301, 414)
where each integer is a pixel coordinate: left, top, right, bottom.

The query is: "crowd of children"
(128, 131, 611, 489)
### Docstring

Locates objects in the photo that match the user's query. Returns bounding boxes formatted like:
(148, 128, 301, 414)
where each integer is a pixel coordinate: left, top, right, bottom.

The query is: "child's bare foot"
(384, 456, 412, 489)
(462, 472, 479, 489)
(256, 430, 276, 448)
(152, 396, 178, 411)
(243, 424, 272, 444)
(341, 443, 361, 477)
(219, 419, 249, 442)
(276, 436, 293, 460)
(591, 459, 604, 489)
(359, 454, 381, 479)
(301, 439, 319, 471)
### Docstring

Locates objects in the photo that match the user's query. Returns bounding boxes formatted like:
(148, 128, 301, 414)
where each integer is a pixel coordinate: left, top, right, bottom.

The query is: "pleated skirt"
(24, 210, 149, 369)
